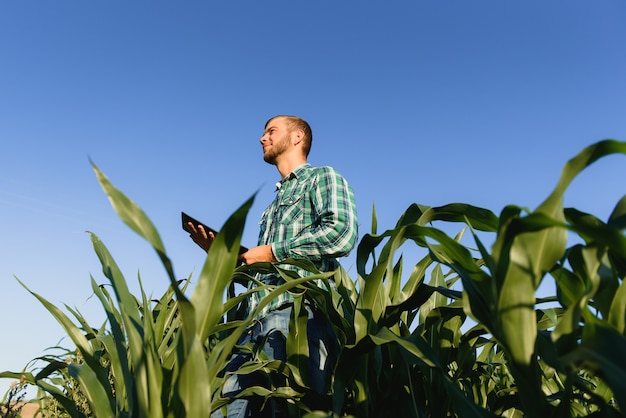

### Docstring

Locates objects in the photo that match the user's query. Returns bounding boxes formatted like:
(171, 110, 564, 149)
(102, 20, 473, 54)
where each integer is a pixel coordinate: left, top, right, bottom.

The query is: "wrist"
(269, 244, 278, 262)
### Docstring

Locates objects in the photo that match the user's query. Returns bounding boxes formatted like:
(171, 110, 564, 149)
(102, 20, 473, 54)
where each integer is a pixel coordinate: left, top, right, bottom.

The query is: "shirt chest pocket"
(258, 191, 306, 232)
(278, 192, 305, 225)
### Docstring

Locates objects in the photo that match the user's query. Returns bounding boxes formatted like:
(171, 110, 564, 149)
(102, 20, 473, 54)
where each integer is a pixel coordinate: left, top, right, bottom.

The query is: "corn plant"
(322, 139, 626, 417)
(2, 139, 626, 417)
(1, 162, 261, 417)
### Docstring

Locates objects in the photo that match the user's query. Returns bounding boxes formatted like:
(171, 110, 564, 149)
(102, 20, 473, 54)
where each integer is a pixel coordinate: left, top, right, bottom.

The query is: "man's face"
(260, 117, 292, 164)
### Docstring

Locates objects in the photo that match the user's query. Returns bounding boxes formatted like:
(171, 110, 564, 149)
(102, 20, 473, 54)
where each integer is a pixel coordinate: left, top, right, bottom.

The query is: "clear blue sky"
(1, 1, 625, 396)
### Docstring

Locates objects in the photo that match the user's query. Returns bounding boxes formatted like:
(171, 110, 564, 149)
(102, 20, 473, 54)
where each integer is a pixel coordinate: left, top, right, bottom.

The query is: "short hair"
(265, 115, 313, 157)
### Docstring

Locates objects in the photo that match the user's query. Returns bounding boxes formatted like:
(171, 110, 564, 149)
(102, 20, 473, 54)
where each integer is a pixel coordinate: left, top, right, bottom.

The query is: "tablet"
(181, 212, 248, 254)
(182, 211, 219, 236)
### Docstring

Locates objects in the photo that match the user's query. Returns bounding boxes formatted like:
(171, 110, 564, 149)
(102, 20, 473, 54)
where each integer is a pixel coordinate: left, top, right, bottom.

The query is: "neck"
(275, 156, 307, 179)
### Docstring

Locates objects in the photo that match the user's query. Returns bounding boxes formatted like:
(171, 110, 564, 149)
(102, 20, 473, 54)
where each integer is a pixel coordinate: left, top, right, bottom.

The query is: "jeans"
(211, 304, 337, 418)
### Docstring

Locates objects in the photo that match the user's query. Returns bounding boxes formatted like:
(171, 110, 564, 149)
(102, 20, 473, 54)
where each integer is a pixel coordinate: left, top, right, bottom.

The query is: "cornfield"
(2, 139, 626, 417)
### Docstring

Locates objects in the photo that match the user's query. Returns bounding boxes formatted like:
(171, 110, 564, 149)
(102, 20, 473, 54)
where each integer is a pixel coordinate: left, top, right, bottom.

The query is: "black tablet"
(181, 212, 248, 254)
(182, 211, 219, 236)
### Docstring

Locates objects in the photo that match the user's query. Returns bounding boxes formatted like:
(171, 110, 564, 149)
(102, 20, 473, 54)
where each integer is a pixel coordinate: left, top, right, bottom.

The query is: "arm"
(272, 167, 358, 262)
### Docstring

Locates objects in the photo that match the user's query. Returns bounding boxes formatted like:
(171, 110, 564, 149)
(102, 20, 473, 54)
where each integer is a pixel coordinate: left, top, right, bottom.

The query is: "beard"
(263, 132, 291, 164)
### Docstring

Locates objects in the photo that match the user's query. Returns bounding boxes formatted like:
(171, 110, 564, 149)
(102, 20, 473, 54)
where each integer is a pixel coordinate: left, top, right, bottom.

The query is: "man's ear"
(291, 129, 305, 146)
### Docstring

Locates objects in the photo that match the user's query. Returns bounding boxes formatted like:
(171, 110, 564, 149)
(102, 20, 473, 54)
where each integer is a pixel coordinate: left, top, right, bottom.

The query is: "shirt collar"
(275, 163, 311, 190)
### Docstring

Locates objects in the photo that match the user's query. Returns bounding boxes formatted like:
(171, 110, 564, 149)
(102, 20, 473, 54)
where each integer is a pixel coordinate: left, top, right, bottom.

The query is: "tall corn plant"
(329, 202, 501, 417)
(1, 163, 258, 417)
(324, 139, 626, 417)
(0, 164, 346, 417)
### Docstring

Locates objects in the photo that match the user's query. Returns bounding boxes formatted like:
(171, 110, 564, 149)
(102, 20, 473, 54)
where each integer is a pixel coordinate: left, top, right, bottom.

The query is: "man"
(187, 115, 358, 417)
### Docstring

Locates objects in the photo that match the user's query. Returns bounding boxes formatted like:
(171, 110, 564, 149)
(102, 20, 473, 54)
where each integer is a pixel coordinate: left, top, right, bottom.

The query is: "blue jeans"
(211, 304, 337, 418)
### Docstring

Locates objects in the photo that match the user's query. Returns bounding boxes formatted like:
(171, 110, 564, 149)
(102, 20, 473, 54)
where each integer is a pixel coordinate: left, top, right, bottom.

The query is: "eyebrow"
(264, 125, 278, 134)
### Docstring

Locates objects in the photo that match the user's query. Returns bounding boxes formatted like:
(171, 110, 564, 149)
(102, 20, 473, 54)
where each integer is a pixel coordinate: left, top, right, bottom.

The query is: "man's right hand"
(187, 222, 215, 252)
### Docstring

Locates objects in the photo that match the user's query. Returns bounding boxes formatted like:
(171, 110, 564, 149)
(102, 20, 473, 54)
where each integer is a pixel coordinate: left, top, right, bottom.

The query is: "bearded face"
(262, 130, 291, 164)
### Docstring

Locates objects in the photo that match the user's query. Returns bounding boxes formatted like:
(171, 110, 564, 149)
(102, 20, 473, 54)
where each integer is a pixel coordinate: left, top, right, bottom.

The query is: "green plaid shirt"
(248, 163, 358, 317)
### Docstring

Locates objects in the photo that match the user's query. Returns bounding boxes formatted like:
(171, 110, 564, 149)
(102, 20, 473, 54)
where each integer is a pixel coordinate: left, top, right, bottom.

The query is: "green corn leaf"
(69, 362, 115, 418)
(418, 203, 499, 232)
(566, 208, 626, 255)
(394, 203, 428, 228)
(488, 140, 626, 415)
(178, 336, 211, 418)
(369, 327, 439, 368)
(192, 195, 254, 342)
(563, 323, 626, 410)
(88, 233, 142, 328)
(15, 279, 105, 375)
(92, 161, 175, 282)
(608, 194, 626, 229)
(354, 262, 387, 341)
(609, 278, 626, 334)
(286, 295, 310, 388)
(400, 252, 432, 300)
(418, 264, 446, 325)
(97, 334, 130, 412)
(494, 140, 626, 365)
(90, 232, 169, 416)
(89, 279, 133, 410)
(89, 233, 147, 373)
(371, 202, 378, 235)
(355, 231, 388, 278)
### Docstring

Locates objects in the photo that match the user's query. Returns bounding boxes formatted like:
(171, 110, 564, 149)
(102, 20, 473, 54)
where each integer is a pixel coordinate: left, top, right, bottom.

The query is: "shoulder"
(310, 165, 344, 179)
(309, 166, 352, 191)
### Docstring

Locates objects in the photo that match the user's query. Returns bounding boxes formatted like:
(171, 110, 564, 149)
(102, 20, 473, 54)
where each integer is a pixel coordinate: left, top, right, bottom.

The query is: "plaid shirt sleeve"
(270, 166, 358, 262)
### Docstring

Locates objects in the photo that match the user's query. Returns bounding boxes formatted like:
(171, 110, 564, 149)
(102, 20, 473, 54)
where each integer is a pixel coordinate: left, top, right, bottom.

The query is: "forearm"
(272, 212, 357, 261)
(241, 244, 276, 264)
